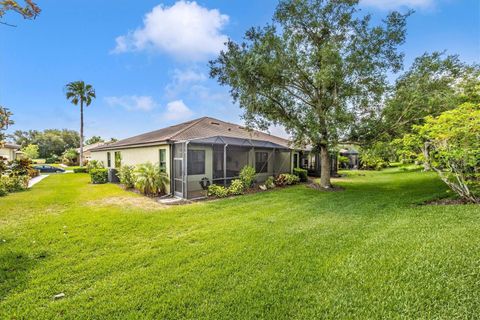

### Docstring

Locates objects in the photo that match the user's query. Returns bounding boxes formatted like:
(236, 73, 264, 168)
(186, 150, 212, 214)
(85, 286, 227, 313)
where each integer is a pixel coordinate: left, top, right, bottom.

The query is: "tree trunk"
(79, 100, 84, 167)
(422, 142, 430, 171)
(319, 144, 332, 188)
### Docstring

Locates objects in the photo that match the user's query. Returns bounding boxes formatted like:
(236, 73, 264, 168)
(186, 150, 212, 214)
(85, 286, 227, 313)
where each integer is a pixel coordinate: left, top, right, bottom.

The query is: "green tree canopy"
(9, 129, 80, 159)
(0, 106, 13, 146)
(405, 103, 479, 203)
(21, 143, 39, 159)
(85, 136, 104, 145)
(210, 0, 409, 187)
(352, 52, 480, 146)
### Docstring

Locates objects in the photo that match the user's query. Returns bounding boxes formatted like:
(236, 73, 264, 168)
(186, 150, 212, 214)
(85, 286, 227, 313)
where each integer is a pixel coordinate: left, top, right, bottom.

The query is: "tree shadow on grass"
(0, 250, 37, 300)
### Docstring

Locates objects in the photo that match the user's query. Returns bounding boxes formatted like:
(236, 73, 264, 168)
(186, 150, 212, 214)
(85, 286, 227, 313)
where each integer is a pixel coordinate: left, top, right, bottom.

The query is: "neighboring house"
(339, 148, 360, 169)
(0, 143, 22, 161)
(91, 117, 337, 199)
(77, 142, 109, 162)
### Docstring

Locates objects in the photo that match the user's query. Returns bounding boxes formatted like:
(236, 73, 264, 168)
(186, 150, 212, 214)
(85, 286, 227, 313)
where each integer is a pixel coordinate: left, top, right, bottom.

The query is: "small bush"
(0, 175, 29, 193)
(275, 173, 300, 187)
(9, 158, 34, 176)
(228, 179, 245, 195)
(208, 184, 229, 198)
(90, 168, 108, 184)
(338, 156, 350, 169)
(45, 155, 59, 164)
(293, 168, 308, 182)
(239, 165, 256, 188)
(0, 185, 7, 197)
(86, 160, 104, 172)
(73, 167, 88, 173)
(265, 176, 275, 189)
(134, 163, 169, 196)
(118, 165, 136, 189)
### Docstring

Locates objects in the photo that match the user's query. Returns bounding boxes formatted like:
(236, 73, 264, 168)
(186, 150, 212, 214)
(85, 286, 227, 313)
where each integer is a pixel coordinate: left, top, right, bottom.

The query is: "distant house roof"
(2, 143, 20, 150)
(92, 117, 293, 151)
(339, 148, 359, 155)
(77, 142, 110, 153)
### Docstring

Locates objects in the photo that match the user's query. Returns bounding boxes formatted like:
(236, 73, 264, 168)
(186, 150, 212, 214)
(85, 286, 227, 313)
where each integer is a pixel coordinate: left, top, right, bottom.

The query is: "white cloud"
(105, 95, 157, 112)
(165, 68, 207, 98)
(163, 100, 194, 121)
(173, 68, 207, 83)
(112, 1, 229, 60)
(361, 0, 435, 9)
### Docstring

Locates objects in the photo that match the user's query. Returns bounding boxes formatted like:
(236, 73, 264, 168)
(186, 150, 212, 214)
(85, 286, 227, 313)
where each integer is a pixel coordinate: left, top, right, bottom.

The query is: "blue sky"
(1, 0, 479, 140)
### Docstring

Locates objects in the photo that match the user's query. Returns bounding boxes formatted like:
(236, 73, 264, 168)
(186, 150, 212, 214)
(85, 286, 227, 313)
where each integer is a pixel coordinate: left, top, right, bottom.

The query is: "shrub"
(22, 144, 39, 159)
(0, 175, 29, 193)
(239, 165, 256, 188)
(118, 165, 136, 189)
(73, 167, 88, 173)
(275, 173, 300, 187)
(45, 155, 59, 164)
(0, 185, 7, 197)
(9, 158, 33, 176)
(360, 150, 388, 170)
(265, 176, 275, 189)
(86, 160, 104, 172)
(415, 103, 480, 203)
(293, 168, 308, 182)
(90, 168, 108, 184)
(338, 156, 350, 169)
(208, 184, 229, 198)
(134, 163, 169, 196)
(62, 148, 79, 166)
(228, 179, 245, 195)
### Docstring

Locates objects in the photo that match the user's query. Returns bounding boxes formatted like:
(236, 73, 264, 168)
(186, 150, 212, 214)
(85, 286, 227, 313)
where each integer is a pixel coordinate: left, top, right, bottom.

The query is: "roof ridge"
(169, 116, 208, 140)
(199, 116, 291, 143)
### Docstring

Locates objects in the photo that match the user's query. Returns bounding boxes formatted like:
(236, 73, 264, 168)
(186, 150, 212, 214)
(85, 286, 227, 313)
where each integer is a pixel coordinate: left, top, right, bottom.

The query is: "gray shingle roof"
(92, 117, 292, 151)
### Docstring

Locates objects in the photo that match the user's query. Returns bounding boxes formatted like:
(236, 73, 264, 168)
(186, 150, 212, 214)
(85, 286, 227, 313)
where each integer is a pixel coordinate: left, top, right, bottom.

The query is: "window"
(159, 149, 167, 173)
(107, 152, 111, 167)
(187, 150, 205, 175)
(255, 152, 269, 173)
(114, 151, 121, 168)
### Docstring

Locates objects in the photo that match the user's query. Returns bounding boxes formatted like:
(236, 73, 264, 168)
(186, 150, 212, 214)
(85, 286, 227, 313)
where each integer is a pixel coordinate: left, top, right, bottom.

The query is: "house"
(339, 148, 360, 169)
(77, 142, 110, 162)
(0, 143, 22, 161)
(91, 117, 336, 199)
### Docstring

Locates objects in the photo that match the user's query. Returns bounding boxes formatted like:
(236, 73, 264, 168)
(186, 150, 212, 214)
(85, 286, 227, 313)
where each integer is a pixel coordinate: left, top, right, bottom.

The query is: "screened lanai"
(172, 136, 292, 199)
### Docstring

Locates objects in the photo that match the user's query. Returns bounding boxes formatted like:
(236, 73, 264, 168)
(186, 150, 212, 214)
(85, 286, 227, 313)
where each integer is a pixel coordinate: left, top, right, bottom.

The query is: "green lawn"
(1, 169, 479, 319)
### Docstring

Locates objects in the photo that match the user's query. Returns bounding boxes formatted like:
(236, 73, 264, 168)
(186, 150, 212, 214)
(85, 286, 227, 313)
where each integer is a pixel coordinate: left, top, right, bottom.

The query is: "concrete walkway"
(28, 175, 49, 188)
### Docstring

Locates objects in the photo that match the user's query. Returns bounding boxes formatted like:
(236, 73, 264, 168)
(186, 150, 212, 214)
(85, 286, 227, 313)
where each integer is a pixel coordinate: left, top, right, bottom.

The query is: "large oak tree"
(210, 0, 409, 187)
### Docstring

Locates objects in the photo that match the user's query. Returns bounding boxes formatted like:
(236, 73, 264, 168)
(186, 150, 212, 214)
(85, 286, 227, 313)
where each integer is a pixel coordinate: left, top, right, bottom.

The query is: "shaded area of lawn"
(0, 169, 479, 319)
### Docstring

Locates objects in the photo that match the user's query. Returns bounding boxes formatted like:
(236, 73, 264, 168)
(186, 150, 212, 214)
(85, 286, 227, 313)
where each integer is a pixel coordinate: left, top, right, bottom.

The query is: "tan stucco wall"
(0, 147, 16, 161)
(91, 144, 171, 193)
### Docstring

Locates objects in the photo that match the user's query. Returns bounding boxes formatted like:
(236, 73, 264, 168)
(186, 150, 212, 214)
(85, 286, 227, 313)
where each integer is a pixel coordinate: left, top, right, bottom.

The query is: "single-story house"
(77, 142, 110, 162)
(339, 148, 360, 169)
(0, 143, 22, 161)
(91, 117, 337, 199)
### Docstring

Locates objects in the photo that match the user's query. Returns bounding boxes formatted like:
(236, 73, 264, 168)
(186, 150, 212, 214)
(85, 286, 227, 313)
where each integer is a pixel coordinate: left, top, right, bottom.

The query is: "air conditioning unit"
(108, 168, 120, 183)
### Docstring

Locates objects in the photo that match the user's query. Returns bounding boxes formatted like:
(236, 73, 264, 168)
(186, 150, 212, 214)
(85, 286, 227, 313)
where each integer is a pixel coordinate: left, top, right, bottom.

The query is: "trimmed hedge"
(293, 168, 308, 182)
(73, 167, 88, 173)
(90, 168, 108, 184)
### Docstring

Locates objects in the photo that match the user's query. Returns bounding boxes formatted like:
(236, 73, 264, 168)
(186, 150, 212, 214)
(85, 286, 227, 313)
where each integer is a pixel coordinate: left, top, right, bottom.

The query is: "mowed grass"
(0, 169, 479, 319)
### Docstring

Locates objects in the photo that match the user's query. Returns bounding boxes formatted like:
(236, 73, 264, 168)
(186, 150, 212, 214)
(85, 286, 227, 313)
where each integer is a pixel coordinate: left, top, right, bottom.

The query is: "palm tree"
(65, 81, 96, 166)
